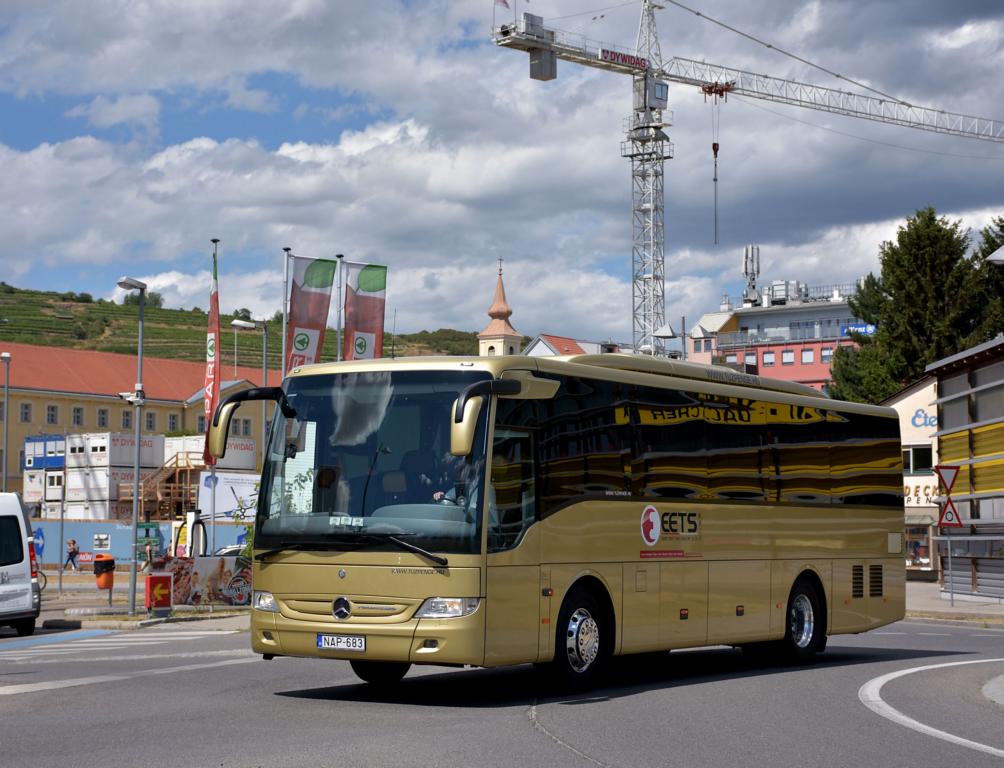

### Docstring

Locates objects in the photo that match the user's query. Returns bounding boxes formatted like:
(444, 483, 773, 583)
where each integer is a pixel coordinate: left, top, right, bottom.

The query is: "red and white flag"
(202, 249, 222, 465)
(495, 0, 510, 7)
(343, 262, 388, 360)
(285, 256, 337, 373)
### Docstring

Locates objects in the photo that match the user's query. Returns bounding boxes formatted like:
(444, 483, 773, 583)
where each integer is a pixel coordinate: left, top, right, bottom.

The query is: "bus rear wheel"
(349, 660, 410, 686)
(780, 578, 825, 662)
(547, 586, 609, 690)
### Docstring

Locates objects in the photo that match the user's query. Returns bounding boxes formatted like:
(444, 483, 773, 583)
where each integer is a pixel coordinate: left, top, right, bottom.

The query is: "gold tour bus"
(208, 354, 905, 688)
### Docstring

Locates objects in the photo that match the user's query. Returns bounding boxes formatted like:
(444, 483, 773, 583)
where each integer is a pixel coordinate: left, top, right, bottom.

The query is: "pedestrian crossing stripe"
(0, 630, 238, 656)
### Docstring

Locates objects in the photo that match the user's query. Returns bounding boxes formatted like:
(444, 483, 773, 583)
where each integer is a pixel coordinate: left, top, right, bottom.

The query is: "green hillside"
(0, 283, 479, 366)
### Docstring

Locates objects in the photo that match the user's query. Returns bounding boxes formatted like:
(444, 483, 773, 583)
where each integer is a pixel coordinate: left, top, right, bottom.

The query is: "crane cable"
(662, 0, 911, 106)
(712, 93, 720, 245)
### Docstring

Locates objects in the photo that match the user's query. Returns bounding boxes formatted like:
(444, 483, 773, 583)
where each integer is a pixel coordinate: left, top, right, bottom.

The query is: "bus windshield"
(256, 369, 490, 556)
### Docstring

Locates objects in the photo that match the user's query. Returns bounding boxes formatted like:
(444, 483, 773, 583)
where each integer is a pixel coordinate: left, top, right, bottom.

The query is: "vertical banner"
(202, 247, 222, 465)
(343, 262, 388, 360)
(285, 256, 337, 372)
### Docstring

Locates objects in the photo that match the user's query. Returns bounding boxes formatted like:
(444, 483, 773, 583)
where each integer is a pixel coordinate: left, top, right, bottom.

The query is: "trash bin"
(94, 553, 115, 590)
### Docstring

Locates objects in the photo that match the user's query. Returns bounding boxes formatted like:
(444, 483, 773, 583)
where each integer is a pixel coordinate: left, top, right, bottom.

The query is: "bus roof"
(289, 353, 823, 399)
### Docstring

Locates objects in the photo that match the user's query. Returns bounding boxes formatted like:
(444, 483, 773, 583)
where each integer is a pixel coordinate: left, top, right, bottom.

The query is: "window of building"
(242, 418, 252, 437)
(762, 351, 775, 366)
(694, 340, 701, 353)
(821, 347, 833, 364)
(782, 350, 795, 365)
(902, 445, 933, 475)
(145, 411, 156, 432)
(122, 409, 132, 430)
(72, 406, 84, 427)
(725, 354, 737, 364)
(168, 413, 179, 432)
(703, 339, 712, 352)
(940, 398, 969, 431)
(744, 352, 756, 366)
(47, 474, 63, 488)
(97, 408, 109, 428)
(19, 403, 31, 423)
(802, 349, 815, 365)
(46, 405, 58, 425)
(0, 402, 4, 422)
(197, 415, 206, 433)
(975, 383, 1004, 423)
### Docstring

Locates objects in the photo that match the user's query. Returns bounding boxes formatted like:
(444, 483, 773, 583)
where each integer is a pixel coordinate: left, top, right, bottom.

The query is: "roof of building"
(925, 334, 1004, 376)
(0, 341, 278, 402)
(478, 267, 520, 339)
(528, 334, 587, 355)
(879, 375, 936, 407)
(690, 312, 732, 337)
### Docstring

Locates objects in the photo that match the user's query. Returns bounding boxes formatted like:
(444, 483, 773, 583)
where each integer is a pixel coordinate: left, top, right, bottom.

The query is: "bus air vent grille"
(852, 565, 864, 598)
(869, 565, 883, 597)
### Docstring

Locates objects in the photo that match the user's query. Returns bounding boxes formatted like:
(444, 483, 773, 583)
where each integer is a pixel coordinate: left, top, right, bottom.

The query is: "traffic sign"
(934, 464, 960, 495)
(32, 528, 45, 560)
(145, 573, 172, 610)
(938, 498, 964, 528)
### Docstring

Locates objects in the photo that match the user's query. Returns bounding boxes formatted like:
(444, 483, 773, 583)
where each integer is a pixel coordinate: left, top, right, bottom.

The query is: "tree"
(830, 207, 1002, 403)
(234, 307, 252, 321)
(123, 291, 163, 308)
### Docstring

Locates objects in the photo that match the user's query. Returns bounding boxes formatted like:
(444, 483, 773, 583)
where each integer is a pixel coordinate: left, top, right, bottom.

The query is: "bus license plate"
(317, 634, 366, 652)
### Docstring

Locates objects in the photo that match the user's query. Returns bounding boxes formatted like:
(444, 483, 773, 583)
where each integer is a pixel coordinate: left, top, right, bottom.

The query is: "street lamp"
(1, 351, 9, 493)
(988, 244, 1004, 266)
(117, 276, 146, 617)
(231, 318, 269, 467)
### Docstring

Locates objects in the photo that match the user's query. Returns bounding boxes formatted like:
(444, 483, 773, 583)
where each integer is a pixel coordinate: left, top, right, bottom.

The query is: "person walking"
(63, 538, 80, 571)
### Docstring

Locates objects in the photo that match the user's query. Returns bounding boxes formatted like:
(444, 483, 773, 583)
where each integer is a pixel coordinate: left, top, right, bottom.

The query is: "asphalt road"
(1, 620, 1002, 768)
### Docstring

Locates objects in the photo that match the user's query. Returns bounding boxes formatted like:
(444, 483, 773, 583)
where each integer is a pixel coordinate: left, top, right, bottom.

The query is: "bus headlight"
(253, 591, 279, 612)
(415, 597, 480, 618)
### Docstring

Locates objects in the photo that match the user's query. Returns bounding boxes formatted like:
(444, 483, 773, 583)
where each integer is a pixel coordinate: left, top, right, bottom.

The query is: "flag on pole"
(202, 248, 222, 465)
(285, 256, 337, 372)
(495, 0, 510, 7)
(343, 262, 388, 360)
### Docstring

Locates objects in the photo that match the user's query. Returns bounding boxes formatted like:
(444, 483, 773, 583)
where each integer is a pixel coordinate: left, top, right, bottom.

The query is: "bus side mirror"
(208, 401, 239, 459)
(450, 397, 484, 457)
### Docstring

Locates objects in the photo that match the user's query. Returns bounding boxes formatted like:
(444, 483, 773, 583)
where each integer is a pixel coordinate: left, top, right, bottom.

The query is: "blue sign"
(33, 528, 45, 560)
(841, 323, 876, 337)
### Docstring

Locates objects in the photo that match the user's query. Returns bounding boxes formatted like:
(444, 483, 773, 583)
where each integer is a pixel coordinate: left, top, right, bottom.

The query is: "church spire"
(478, 259, 522, 355)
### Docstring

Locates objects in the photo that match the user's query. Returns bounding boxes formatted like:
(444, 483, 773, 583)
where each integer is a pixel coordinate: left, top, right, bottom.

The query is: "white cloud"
(65, 93, 160, 134)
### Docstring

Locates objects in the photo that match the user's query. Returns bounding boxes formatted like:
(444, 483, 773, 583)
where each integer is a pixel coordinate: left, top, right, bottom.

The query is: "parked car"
(0, 494, 41, 636)
(212, 544, 244, 557)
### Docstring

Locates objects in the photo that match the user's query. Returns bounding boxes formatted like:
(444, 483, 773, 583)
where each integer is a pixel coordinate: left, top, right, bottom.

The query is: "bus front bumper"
(251, 607, 486, 667)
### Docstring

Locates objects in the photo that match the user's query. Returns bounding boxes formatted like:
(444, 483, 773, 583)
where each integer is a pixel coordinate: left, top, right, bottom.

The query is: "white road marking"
(858, 658, 1004, 759)
(0, 657, 257, 695)
(874, 632, 906, 635)
(916, 633, 951, 637)
(0, 630, 239, 658)
(0, 649, 254, 665)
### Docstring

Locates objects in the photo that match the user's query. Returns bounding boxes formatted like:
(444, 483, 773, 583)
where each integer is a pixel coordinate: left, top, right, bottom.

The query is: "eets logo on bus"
(641, 505, 661, 546)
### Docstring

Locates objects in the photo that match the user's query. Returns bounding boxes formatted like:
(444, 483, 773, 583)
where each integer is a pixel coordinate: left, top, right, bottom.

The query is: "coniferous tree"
(830, 207, 1002, 403)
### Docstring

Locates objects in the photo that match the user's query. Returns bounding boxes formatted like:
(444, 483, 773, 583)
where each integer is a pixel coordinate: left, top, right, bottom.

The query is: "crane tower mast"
(494, 1, 1004, 355)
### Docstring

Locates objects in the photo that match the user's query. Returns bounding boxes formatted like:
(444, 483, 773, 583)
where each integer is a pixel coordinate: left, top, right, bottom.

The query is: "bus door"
(484, 429, 542, 666)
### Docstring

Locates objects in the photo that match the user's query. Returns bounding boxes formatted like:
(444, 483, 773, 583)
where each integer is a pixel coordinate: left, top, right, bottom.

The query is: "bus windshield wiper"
(254, 539, 341, 561)
(356, 533, 449, 567)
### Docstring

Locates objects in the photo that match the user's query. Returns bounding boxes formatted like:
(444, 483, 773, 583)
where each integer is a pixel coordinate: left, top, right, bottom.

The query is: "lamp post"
(117, 276, 147, 617)
(1, 351, 9, 493)
(231, 318, 269, 468)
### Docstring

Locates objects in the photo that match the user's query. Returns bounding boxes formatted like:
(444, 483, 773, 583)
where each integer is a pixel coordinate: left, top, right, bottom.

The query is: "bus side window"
(488, 430, 535, 552)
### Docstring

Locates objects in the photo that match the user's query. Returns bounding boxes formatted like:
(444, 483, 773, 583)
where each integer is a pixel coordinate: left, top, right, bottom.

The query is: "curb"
(904, 613, 1004, 628)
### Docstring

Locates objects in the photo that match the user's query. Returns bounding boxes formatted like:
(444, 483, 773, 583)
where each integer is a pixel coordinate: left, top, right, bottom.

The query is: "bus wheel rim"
(790, 593, 814, 648)
(566, 607, 599, 672)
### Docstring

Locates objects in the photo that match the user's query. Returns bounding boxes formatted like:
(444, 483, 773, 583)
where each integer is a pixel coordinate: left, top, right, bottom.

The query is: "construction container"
(66, 433, 165, 469)
(65, 466, 153, 503)
(22, 470, 44, 504)
(164, 435, 257, 470)
(61, 500, 132, 521)
(22, 435, 66, 471)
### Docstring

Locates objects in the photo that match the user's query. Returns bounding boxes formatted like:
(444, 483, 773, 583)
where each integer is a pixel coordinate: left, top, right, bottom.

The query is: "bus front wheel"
(780, 578, 825, 662)
(349, 660, 410, 686)
(548, 586, 609, 689)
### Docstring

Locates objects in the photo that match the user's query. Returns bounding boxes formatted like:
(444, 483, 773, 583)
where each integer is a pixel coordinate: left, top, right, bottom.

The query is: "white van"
(0, 494, 41, 636)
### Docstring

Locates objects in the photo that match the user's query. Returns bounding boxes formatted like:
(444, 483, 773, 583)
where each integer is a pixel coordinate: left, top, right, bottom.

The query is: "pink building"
(688, 279, 865, 392)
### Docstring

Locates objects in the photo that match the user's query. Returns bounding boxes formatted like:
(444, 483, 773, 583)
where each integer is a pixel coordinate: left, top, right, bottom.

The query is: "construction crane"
(494, 2, 1004, 356)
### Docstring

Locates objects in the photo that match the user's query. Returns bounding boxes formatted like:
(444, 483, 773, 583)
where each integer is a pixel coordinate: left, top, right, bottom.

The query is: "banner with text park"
(202, 248, 221, 466)
(285, 256, 336, 372)
(343, 261, 387, 360)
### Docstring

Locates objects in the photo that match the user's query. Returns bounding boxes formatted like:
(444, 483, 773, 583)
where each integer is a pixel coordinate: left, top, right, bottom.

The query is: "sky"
(1, 0, 1003, 349)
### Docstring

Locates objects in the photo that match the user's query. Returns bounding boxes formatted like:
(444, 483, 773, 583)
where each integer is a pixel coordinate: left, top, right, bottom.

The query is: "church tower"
(478, 260, 522, 356)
